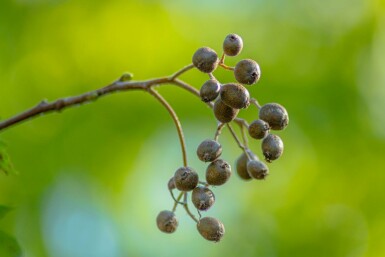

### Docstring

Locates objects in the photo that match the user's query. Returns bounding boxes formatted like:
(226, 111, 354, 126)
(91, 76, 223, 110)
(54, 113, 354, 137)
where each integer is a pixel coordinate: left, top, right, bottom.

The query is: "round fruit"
(236, 149, 258, 180)
(261, 134, 284, 162)
(197, 217, 225, 242)
(248, 119, 270, 139)
(223, 34, 243, 56)
(220, 83, 250, 109)
(192, 186, 215, 211)
(234, 59, 261, 85)
(197, 139, 222, 162)
(206, 159, 231, 186)
(174, 167, 199, 191)
(192, 47, 219, 73)
(200, 79, 221, 102)
(247, 160, 269, 180)
(156, 210, 178, 233)
(213, 99, 239, 123)
(259, 103, 289, 130)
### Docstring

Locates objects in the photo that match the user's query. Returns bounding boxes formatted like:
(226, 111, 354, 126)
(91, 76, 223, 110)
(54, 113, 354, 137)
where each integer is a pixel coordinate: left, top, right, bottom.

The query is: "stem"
(183, 192, 199, 223)
(169, 189, 184, 206)
(170, 64, 194, 80)
(226, 123, 251, 160)
(148, 88, 188, 167)
(172, 192, 184, 212)
(219, 63, 235, 71)
(214, 123, 225, 141)
(251, 98, 261, 110)
(237, 120, 249, 148)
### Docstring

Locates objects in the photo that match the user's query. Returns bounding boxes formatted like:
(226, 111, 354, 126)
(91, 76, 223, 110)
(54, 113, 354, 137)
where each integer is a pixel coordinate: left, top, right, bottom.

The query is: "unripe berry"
(191, 186, 215, 211)
(247, 160, 269, 180)
(197, 139, 222, 162)
(248, 119, 270, 139)
(192, 47, 219, 73)
(197, 217, 225, 242)
(236, 149, 258, 180)
(206, 159, 231, 186)
(213, 99, 239, 123)
(234, 59, 261, 85)
(223, 34, 243, 56)
(156, 210, 178, 233)
(261, 134, 284, 162)
(259, 103, 289, 130)
(220, 83, 250, 109)
(174, 167, 199, 191)
(167, 177, 176, 190)
(200, 79, 221, 102)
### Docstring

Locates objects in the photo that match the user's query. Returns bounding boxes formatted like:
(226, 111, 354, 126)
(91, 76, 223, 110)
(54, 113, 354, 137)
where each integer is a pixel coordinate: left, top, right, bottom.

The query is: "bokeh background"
(1, 0, 385, 256)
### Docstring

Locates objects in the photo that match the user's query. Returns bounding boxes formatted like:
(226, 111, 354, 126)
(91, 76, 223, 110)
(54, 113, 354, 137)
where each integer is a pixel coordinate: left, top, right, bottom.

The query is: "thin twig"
(169, 189, 184, 205)
(172, 192, 184, 212)
(237, 120, 249, 148)
(226, 123, 251, 160)
(170, 64, 194, 80)
(183, 192, 199, 223)
(214, 123, 225, 141)
(250, 98, 261, 109)
(148, 88, 188, 167)
(219, 63, 235, 71)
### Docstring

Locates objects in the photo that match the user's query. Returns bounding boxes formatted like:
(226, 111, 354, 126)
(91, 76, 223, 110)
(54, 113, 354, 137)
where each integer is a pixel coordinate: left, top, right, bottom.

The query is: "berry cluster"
(156, 34, 289, 242)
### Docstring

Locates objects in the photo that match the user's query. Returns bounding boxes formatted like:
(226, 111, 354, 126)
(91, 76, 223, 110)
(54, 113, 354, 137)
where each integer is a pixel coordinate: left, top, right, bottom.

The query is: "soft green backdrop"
(1, 0, 385, 256)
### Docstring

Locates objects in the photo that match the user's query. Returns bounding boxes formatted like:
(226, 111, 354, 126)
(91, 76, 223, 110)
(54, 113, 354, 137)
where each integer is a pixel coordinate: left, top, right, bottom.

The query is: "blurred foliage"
(1, 0, 385, 257)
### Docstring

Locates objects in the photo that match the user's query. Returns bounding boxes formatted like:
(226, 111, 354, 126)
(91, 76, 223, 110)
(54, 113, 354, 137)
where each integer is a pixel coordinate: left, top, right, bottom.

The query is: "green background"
(1, 0, 385, 256)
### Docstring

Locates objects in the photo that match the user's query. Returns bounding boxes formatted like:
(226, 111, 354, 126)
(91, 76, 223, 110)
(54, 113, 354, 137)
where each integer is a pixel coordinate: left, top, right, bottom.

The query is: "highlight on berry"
(156, 33, 289, 242)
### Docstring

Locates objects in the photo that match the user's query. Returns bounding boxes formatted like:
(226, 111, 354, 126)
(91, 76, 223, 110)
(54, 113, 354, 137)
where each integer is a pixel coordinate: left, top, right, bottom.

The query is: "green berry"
(223, 34, 243, 56)
(192, 186, 215, 211)
(200, 79, 221, 102)
(234, 59, 261, 85)
(213, 99, 239, 123)
(197, 139, 222, 162)
(192, 47, 219, 73)
(236, 149, 258, 180)
(220, 83, 250, 109)
(206, 159, 231, 186)
(156, 210, 178, 233)
(167, 177, 176, 190)
(174, 167, 199, 191)
(261, 134, 284, 162)
(197, 217, 225, 242)
(259, 103, 289, 130)
(248, 119, 270, 139)
(247, 160, 269, 180)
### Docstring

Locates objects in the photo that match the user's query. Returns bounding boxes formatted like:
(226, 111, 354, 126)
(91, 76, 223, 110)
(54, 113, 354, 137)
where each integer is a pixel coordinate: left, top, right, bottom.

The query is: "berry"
(197, 139, 222, 162)
(236, 149, 258, 180)
(200, 79, 221, 102)
(192, 186, 215, 211)
(167, 177, 176, 190)
(220, 83, 250, 109)
(259, 103, 289, 130)
(247, 160, 269, 180)
(213, 99, 239, 123)
(234, 59, 261, 85)
(223, 34, 243, 56)
(174, 167, 199, 191)
(197, 217, 225, 242)
(206, 159, 231, 186)
(248, 119, 270, 139)
(156, 210, 178, 233)
(192, 47, 219, 73)
(261, 134, 284, 162)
